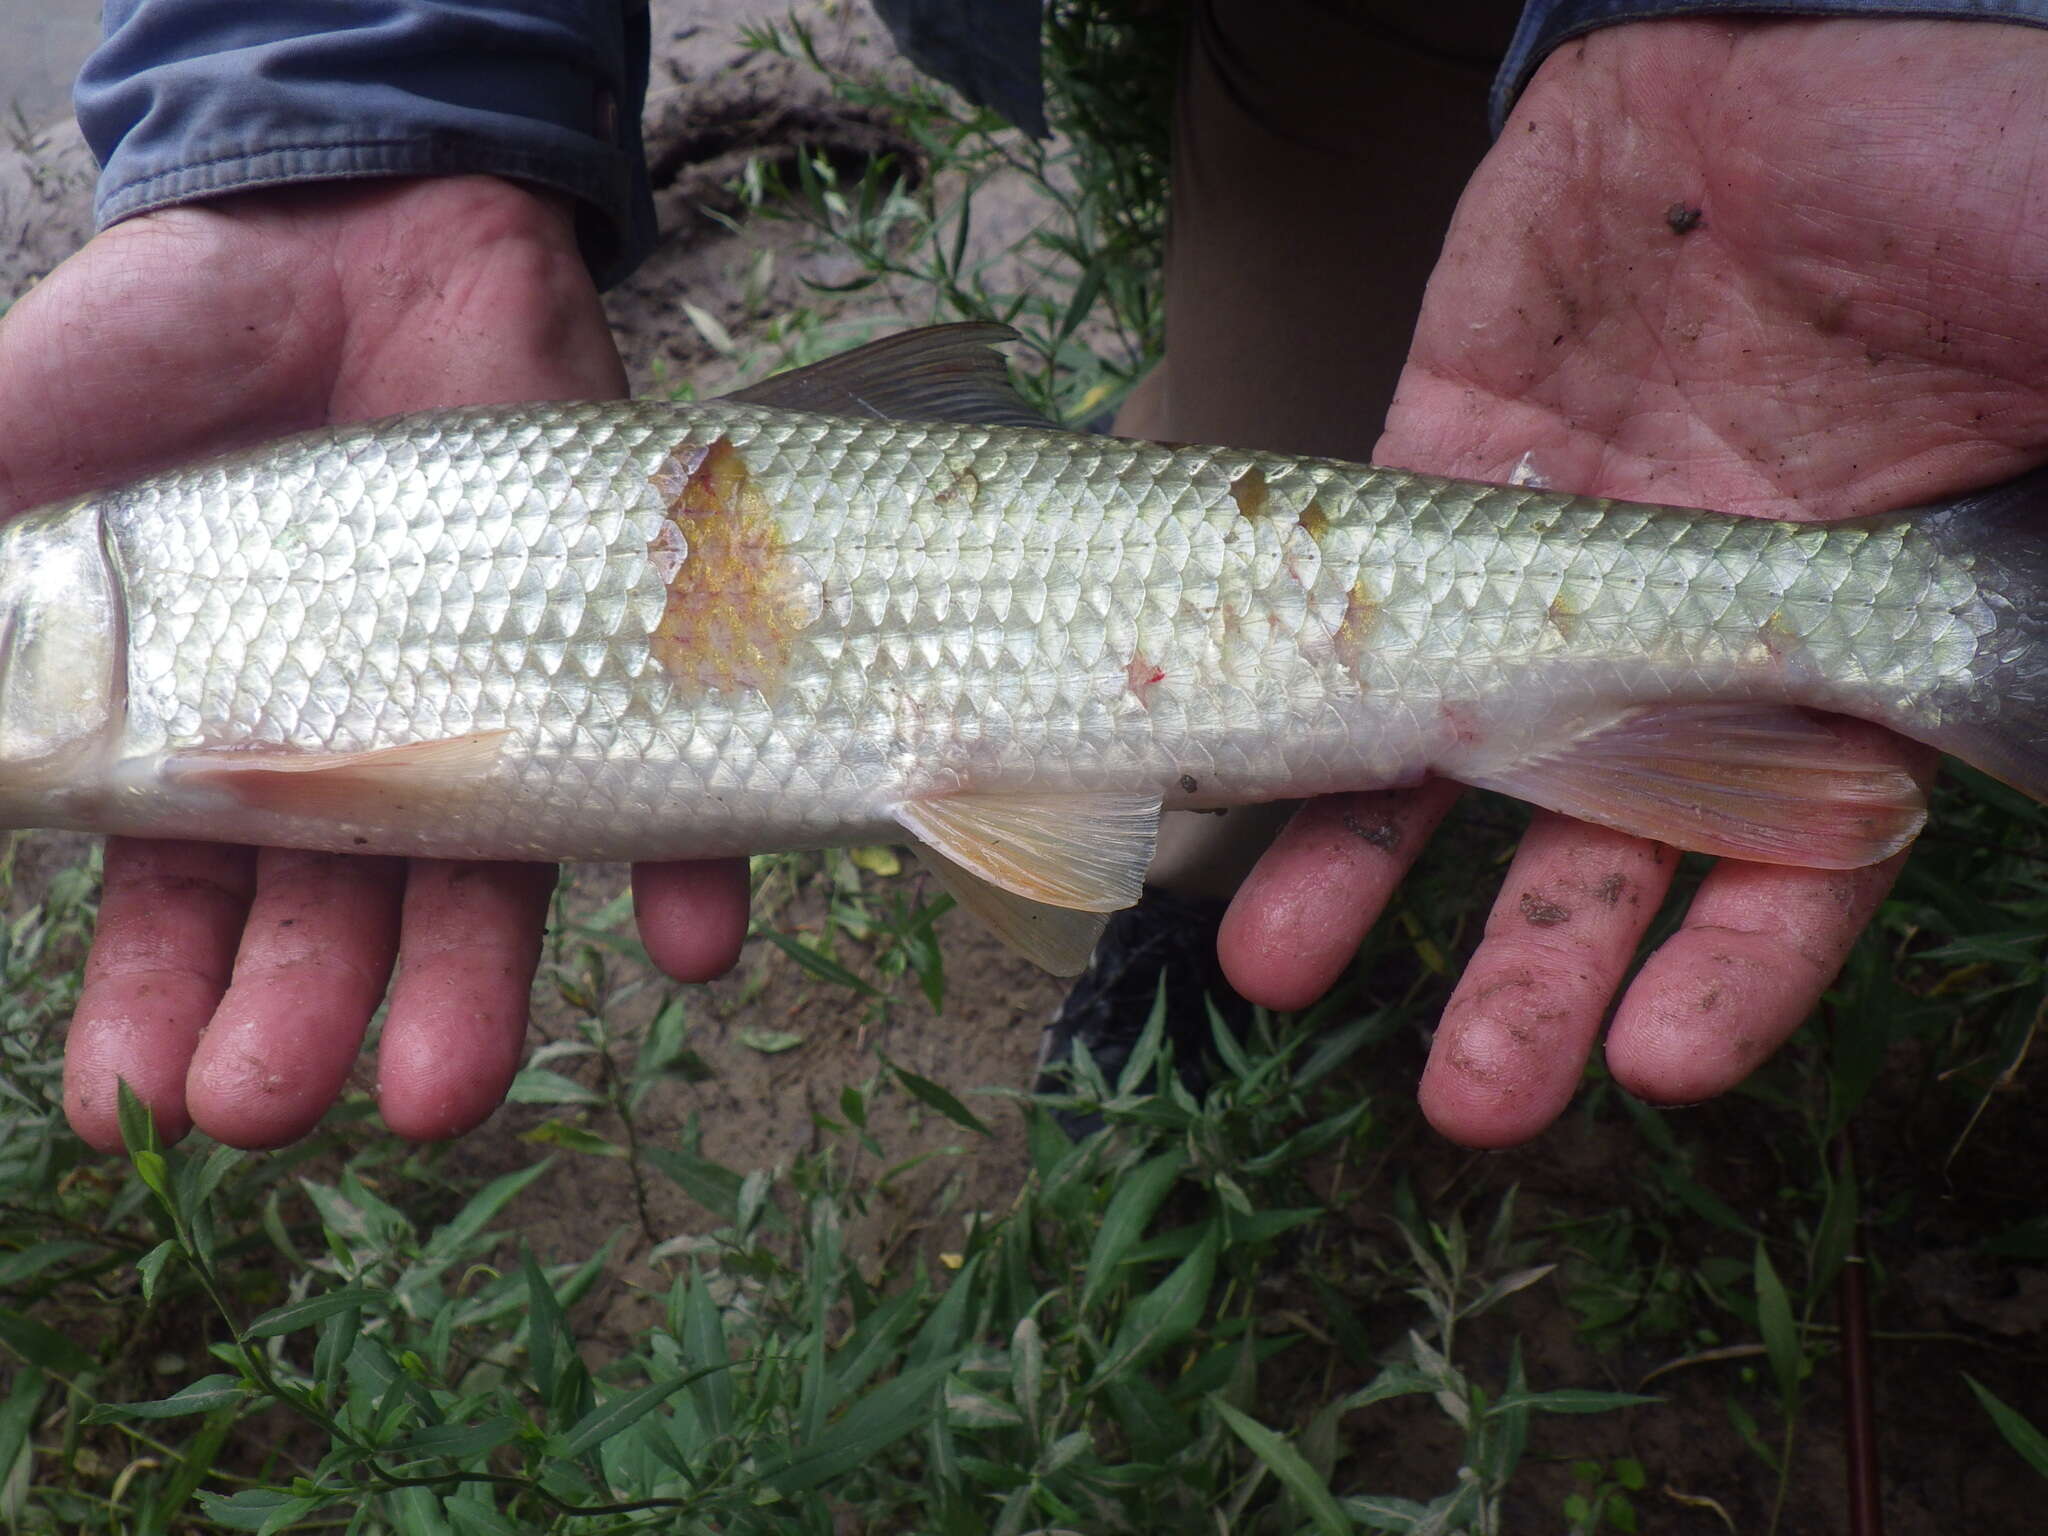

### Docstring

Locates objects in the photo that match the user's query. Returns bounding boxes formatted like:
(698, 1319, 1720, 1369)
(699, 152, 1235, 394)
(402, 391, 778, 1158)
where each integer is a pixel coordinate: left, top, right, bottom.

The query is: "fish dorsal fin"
(907, 840, 1110, 975)
(1460, 703, 1926, 867)
(722, 324, 1050, 429)
(894, 790, 1160, 911)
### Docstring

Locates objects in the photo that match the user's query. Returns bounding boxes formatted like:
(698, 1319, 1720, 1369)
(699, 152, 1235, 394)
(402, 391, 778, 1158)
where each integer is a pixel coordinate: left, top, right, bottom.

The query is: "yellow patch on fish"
(647, 436, 819, 699)
(1546, 592, 1579, 639)
(934, 462, 981, 508)
(1746, 609, 1805, 667)
(1297, 499, 1329, 544)
(1228, 466, 1271, 521)
(1331, 580, 1381, 678)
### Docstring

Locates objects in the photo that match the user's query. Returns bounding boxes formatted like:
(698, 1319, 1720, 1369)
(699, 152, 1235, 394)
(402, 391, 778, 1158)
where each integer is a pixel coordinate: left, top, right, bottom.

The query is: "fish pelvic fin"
(1461, 703, 1928, 868)
(895, 790, 1161, 911)
(907, 841, 1111, 975)
(892, 789, 1159, 972)
(1899, 466, 2048, 806)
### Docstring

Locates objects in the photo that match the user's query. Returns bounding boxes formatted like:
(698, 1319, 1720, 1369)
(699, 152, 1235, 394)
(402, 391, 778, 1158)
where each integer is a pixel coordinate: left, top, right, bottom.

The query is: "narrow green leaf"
(245, 1286, 388, 1340)
(1054, 257, 1105, 345)
(523, 1251, 563, 1413)
(519, 1121, 624, 1157)
(506, 1067, 604, 1106)
(1810, 1157, 1860, 1296)
(1479, 1339, 1532, 1488)
(178, 1142, 244, 1214)
(1753, 1242, 1803, 1406)
(447, 1501, 523, 1536)
(1223, 1207, 1323, 1248)
(555, 1375, 701, 1459)
(1090, 1220, 1220, 1384)
(195, 1488, 322, 1531)
(0, 1368, 44, 1507)
(684, 1269, 733, 1435)
(136, 1238, 180, 1306)
(1340, 1364, 1436, 1412)
(944, 1376, 1025, 1429)
(838, 1083, 869, 1129)
(1011, 1315, 1045, 1441)
(1295, 1011, 1394, 1088)
(133, 1147, 171, 1205)
(391, 1417, 522, 1462)
(644, 1144, 744, 1225)
(1486, 1388, 1659, 1416)
(630, 994, 697, 1108)
(86, 1375, 251, 1422)
(766, 1355, 955, 1493)
(1105, 1376, 1190, 1462)
(0, 1240, 97, 1289)
(1212, 1399, 1349, 1536)
(884, 1056, 992, 1137)
(757, 929, 881, 996)
(1341, 1492, 1433, 1531)
(116, 1079, 157, 1158)
(737, 1028, 806, 1055)
(827, 1287, 922, 1406)
(147, 1404, 238, 1526)
(0, 1304, 91, 1375)
(1081, 1148, 1187, 1309)
(1965, 1375, 2048, 1477)
(423, 1162, 553, 1264)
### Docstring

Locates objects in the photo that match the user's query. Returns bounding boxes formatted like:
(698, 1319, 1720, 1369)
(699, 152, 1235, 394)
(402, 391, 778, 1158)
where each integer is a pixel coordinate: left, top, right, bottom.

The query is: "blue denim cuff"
(1493, 0, 2048, 128)
(75, 0, 655, 288)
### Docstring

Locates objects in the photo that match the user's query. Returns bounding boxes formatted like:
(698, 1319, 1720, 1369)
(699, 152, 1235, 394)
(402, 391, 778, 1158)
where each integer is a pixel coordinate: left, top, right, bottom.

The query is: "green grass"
(2, 2, 2046, 1530)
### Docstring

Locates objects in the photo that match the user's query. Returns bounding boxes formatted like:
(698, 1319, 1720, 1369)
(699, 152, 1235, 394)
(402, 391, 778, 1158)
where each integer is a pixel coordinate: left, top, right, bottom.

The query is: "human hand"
(1218, 18, 2048, 1144)
(0, 176, 750, 1153)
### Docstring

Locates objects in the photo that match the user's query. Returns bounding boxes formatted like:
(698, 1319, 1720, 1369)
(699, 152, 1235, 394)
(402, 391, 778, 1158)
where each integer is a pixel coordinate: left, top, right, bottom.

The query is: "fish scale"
(0, 325, 2038, 972)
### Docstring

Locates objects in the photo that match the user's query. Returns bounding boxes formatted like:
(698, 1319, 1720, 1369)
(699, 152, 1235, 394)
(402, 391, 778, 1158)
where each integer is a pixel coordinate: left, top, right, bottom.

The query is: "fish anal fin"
(909, 840, 1109, 975)
(721, 324, 1049, 430)
(1462, 703, 1927, 868)
(165, 731, 510, 816)
(894, 790, 1160, 911)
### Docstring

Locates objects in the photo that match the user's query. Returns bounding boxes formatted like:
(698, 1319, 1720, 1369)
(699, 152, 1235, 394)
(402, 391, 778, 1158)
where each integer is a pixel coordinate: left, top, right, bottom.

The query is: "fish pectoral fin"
(907, 839, 1110, 975)
(894, 790, 1160, 911)
(721, 324, 1051, 430)
(1460, 703, 1927, 868)
(164, 731, 511, 815)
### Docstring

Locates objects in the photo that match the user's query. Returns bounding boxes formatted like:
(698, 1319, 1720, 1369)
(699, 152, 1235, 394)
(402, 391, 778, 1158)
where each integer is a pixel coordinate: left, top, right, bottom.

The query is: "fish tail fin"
(1906, 467, 2048, 804)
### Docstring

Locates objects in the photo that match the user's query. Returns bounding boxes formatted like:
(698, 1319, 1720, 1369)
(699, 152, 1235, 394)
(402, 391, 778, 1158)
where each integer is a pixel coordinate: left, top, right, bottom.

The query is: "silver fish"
(1, 326, 2041, 970)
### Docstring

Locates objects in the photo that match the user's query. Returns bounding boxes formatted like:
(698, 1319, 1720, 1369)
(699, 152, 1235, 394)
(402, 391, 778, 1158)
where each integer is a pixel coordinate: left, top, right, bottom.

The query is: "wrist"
(77, 0, 653, 287)
(1493, 1, 2048, 127)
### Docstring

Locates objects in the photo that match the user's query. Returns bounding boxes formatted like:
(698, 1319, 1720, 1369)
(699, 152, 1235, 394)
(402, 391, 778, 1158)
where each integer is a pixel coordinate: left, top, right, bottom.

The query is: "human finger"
(62, 839, 257, 1151)
(1218, 782, 1462, 1010)
(1603, 850, 1908, 1105)
(374, 859, 555, 1140)
(1419, 816, 1678, 1147)
(633, 858, 752, 981)
(183, 849, 404, 1149)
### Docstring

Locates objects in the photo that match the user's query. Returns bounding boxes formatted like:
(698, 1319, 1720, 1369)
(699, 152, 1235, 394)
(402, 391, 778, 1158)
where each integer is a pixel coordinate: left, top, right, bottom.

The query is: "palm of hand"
(0, 177, 746, 1152)
(1223, 19, 2048, 1144)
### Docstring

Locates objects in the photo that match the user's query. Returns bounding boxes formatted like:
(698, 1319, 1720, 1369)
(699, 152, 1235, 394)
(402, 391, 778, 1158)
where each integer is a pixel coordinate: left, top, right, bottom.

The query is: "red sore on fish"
(1125, 652, 1167, 706)
(647, 436, 819, 700)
